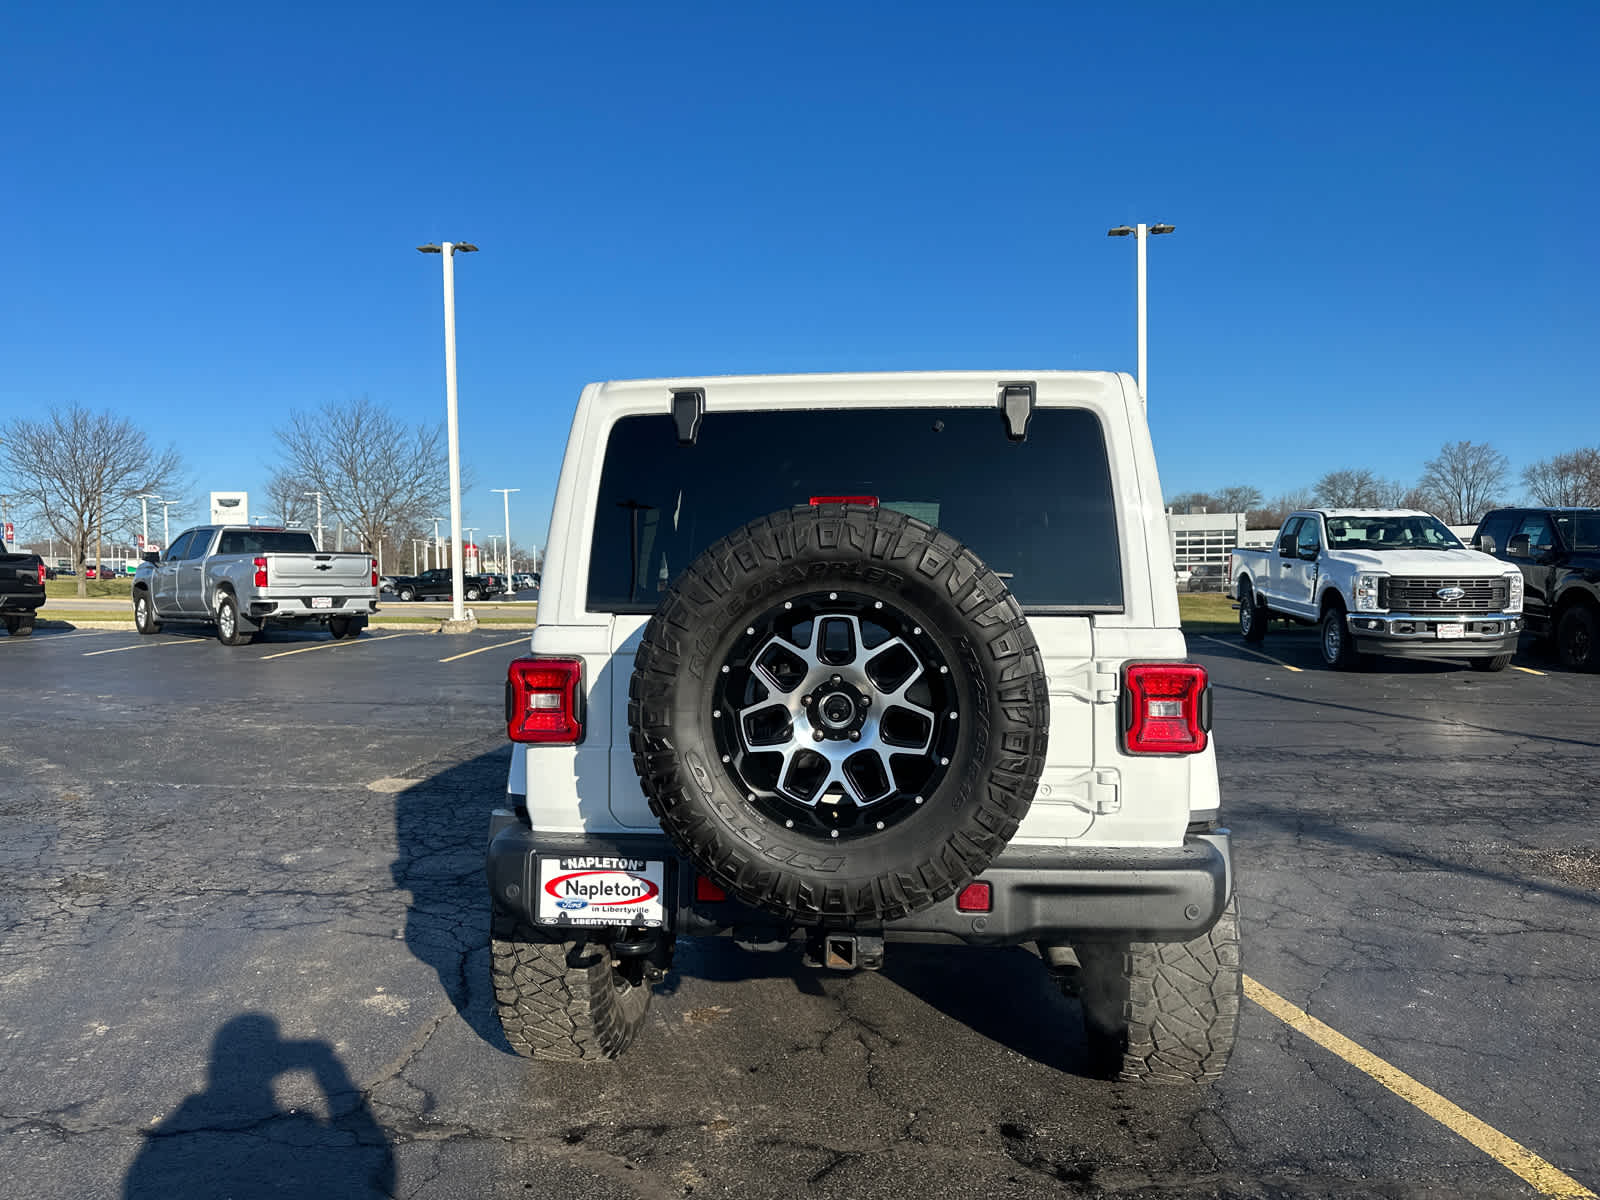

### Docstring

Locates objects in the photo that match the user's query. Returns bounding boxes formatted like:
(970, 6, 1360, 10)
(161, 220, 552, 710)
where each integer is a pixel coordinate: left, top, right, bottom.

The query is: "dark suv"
(1472, 507, 1600, 670)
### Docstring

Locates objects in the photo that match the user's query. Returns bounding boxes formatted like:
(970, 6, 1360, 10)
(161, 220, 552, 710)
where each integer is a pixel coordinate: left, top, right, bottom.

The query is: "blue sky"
(4, 2, 1596, 551)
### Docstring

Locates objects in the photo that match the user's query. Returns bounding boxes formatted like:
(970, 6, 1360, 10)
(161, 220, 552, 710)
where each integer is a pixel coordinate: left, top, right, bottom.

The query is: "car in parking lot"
(1473, 506, 1600, 671)
(489, 370, 1237, 1082)
(1184, 563, 1227, 592)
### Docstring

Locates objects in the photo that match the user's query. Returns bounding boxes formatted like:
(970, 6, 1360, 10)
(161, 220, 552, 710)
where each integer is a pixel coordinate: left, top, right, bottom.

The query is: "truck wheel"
(466, 586, 481, 601)
(1556, 604, 1598, 671)
(1073, 895, 1241, 1084)
(1237, 579, 1266, 644)
(630, 504, 1049, 927)
(216, 594, 253, 646)
(5, 614, 33, 637)
(489, 912, 652, 1061)
(1319, 604, 1363, 671)
(327, 616, 351, 639)
(398, 587, 416, 602)
(134, 591, 161, 635)
(1470, 654, 1512, 672)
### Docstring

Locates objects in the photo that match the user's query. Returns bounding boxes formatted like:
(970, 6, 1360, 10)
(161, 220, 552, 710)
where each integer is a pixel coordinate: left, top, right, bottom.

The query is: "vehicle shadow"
(122, 1013, 394, 1200)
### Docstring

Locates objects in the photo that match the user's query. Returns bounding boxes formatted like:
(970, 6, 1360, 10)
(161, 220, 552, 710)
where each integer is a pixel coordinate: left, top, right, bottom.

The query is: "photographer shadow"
(123, 1013, 394, 1200)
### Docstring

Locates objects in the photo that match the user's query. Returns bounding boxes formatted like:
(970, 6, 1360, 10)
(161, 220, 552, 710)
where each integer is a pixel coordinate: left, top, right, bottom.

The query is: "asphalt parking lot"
(1, 624, 1595, 1198)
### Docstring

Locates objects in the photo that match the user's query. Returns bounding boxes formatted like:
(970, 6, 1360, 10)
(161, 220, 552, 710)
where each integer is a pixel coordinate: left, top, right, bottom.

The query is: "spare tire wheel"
(628, 504, 1049, 927)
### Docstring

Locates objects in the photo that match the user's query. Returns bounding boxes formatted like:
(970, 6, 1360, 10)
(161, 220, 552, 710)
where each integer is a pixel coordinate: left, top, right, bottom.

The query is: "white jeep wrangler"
(488, 371, 1238, 1082)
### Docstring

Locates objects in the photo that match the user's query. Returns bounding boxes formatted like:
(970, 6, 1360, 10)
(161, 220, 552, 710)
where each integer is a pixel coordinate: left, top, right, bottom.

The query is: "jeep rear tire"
(629, 504, 1049, 928)
(1073, 895, 1241, 1084)
(489, 912, 652, 1061)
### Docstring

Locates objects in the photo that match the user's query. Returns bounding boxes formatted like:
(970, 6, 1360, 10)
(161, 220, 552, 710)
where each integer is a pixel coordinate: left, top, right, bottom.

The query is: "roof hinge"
(998, 381, 1034, 442)
(671, 388, 704, 446)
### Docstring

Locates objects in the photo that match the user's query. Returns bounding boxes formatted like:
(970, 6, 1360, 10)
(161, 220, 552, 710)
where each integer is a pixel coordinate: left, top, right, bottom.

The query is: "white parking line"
(1512, 665, 1547, 676)
(439, 636, 530, 663)
(1198, 634, 1305, 673)
(258, 631, 418, 660)
(82, 638, 206, 657)
(0, 630, 115, 645)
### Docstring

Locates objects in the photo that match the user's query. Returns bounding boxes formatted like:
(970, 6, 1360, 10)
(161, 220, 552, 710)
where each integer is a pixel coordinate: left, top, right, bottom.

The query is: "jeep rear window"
(587, 407, 1123, 613)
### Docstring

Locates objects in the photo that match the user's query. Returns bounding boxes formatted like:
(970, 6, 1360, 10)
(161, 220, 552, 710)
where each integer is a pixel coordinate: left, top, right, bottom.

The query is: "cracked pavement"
(0, 625, 1595, 1197)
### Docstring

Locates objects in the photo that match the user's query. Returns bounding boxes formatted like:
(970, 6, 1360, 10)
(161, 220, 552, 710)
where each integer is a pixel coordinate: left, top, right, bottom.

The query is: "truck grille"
(1381, 577, 1508, 613)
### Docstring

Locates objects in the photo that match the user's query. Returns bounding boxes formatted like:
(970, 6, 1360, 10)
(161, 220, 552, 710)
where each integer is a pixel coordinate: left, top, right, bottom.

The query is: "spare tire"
(628, 504, 1049, 927)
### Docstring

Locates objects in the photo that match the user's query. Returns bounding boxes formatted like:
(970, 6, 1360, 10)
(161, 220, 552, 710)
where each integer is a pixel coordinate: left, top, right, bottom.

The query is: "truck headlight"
(1506, 572, 1523, 613)
(1354, 574, 1385, 612)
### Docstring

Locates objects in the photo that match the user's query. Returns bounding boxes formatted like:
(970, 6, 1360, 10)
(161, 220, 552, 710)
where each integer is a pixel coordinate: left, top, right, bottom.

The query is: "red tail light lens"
(253, 557, 268, 588)
(956, 881, 992, 912)
(1122, 663, 1211, 754)
(37, 563, 47, 585)
(695, 877, 728, 903)
(809, 495, 879, 507)
(506, 657, 585, 744)
(370, 557, 379, 587)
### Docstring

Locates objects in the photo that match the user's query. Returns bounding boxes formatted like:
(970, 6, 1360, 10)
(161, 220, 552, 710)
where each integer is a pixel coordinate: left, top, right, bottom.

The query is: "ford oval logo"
(1437, 586, 1466, 601)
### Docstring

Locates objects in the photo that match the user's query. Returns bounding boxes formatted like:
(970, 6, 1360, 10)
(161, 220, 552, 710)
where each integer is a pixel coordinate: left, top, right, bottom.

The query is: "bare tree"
(1314, 468, 1385, 508)
(1213, 485, 1264, 514)
(1165, 491, 1217, 514)
(265, 470, 312, 528)
(1, 405, 185, 598)
(1418, 440, 1508, 525)
(1247, 491, 1316, 529)
(273, 396, 451, 558)
(1522, 448, 1600, 507)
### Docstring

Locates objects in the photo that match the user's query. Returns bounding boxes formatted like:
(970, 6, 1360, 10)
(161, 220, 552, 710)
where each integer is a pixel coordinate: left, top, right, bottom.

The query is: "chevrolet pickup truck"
(0, 540, 46, 636)
(131, 525, 380, 645)
(1230, 509, 1523, 671)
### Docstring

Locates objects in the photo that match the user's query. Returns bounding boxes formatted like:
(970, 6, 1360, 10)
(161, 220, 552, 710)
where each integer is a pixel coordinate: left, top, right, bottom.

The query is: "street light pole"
(429, 517, 446, 570)
(464, 527, 478, 576)
(136, 493, 162, 551)
(491, 487, 519, 576)
(157, 499, 178, 547)
(301, 492, 324, 549)
(1107, 222, 1175, 407)
(418, 240, 479, 623)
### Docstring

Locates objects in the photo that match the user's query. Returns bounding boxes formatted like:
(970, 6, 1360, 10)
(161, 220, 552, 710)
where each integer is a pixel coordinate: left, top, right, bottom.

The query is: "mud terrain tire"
(1074, 895, 1242, 1083)
(490, 912, 652, 1061)
(629, 504, 1049, 928)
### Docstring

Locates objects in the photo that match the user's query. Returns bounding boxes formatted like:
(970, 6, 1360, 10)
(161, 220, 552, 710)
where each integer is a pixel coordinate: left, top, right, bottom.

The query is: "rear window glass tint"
(217, 530, 320, 555)
(587, 407, 1123, 612)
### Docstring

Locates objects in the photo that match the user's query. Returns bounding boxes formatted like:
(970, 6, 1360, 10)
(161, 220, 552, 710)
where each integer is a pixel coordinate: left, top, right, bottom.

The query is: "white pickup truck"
(1229, 509, 1523, 671)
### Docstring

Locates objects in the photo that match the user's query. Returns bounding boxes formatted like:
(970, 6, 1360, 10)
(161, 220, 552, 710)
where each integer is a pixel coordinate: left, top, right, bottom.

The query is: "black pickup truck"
(0, 541, 47, 636)
(387, 567, 503, 602)
(1473, 507, 1600, 670)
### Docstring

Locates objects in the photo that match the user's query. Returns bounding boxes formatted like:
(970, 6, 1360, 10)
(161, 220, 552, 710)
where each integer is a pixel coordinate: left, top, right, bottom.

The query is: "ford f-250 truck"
(1472, 506, 1600, 671)
(1230, 509, 1523, 671)
(0, 540, 46, 636)
(131, 525, 379, 645)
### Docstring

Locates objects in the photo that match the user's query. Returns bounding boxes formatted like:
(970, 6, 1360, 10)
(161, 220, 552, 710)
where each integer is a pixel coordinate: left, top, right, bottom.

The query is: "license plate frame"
(536, 856, 667, 928)
(1435, 622, 1465, 639)
(311, 596, 333, 609)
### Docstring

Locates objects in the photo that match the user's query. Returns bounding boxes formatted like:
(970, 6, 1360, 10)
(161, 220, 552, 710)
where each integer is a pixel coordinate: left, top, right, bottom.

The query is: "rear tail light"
(956, 881, 992, 912)
(695, 877, 728, 903)
(505, 657, 585, 744)
(371, 557, 379, 587)
(37, 563, 46, 585)
(253, 557, 268, 588)
(1122, 663, 1211, 754)
(809, 495, 879, 507)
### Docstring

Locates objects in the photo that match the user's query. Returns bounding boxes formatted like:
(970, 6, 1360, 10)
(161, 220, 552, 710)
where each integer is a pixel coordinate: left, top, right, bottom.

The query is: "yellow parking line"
(439, 636, 530, 663)
(1245, 975, 1596, 1198)
(1198, 634, 1304, 673)
(1512, 665, 1546, 676)
(83, 639, 206, 657)
(258, 632, 412, 660)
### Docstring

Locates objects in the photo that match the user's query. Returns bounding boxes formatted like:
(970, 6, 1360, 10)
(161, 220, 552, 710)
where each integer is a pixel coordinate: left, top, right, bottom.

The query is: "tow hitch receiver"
(804, 932, 885, 971)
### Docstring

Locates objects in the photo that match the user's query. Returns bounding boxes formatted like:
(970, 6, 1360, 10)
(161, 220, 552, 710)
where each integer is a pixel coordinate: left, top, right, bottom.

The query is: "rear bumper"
(1347, 611, 1521, 658)
(0, 593, 44, 612)
(247, 596, 378, 620)
(485, 816, 1232, 946)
